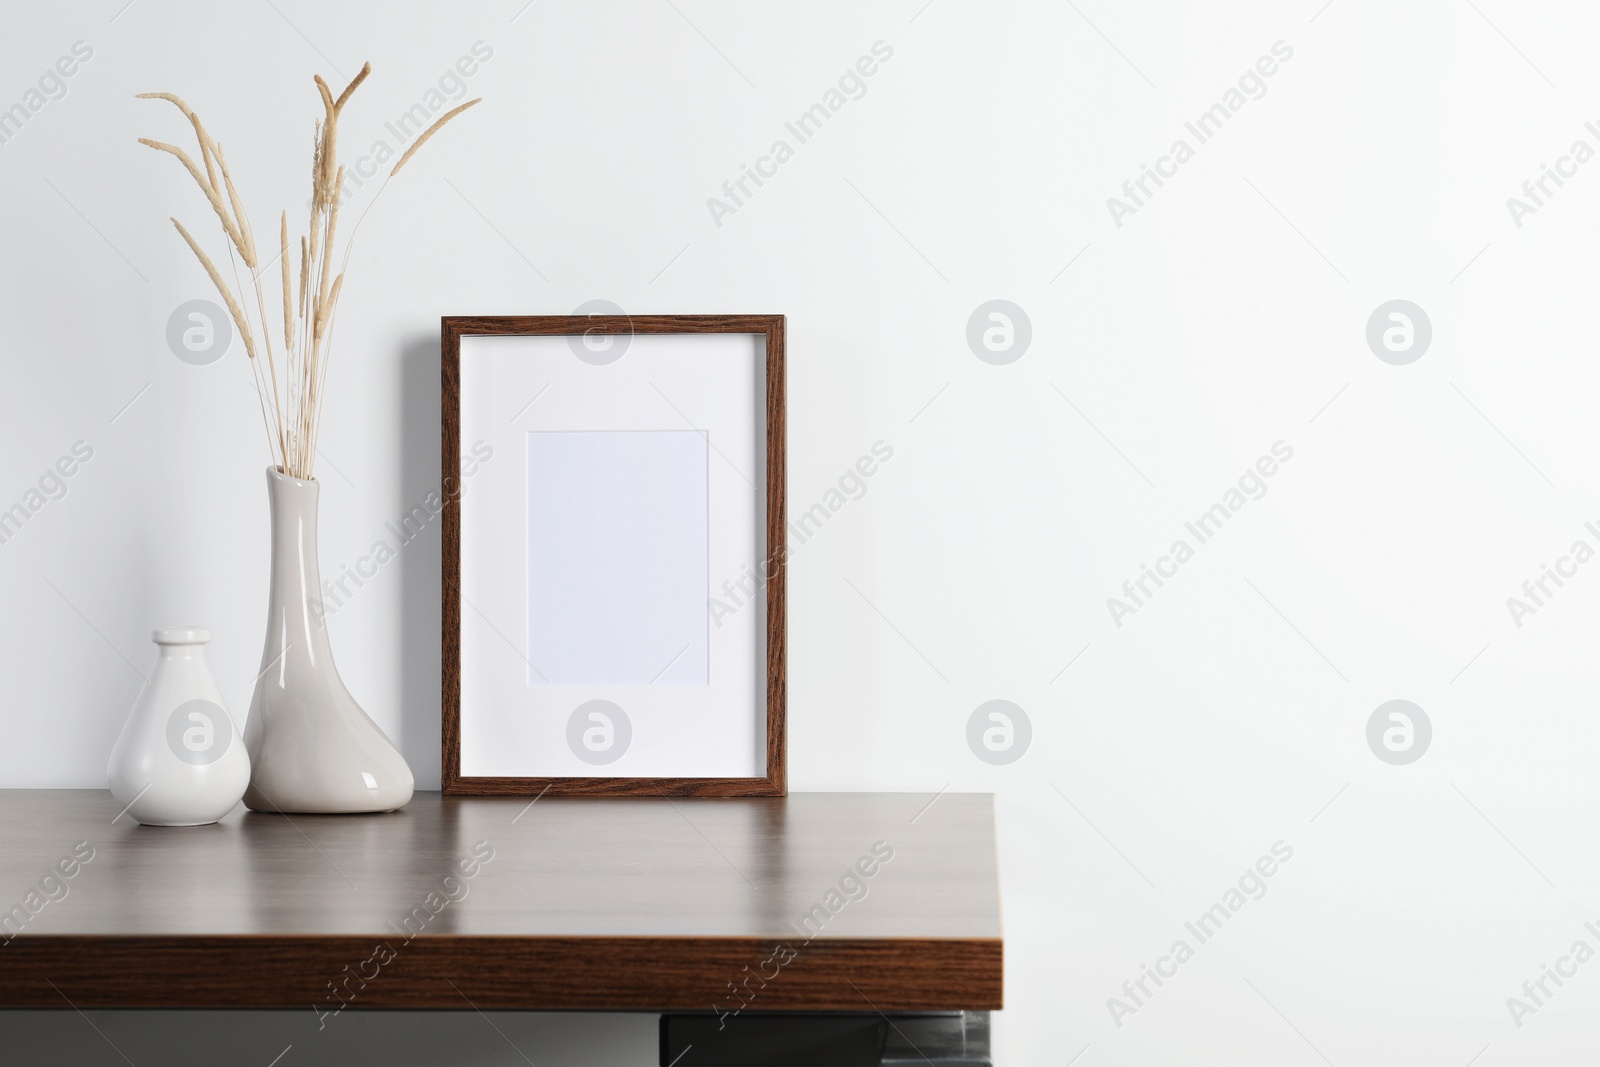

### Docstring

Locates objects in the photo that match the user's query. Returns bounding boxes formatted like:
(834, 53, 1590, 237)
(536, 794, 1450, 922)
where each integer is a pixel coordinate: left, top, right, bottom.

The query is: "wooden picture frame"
(441, 315, 786, 796)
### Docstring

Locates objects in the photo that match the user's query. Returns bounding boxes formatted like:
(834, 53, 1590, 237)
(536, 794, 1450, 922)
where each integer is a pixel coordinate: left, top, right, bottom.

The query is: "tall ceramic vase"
(244, 467, 413, 814)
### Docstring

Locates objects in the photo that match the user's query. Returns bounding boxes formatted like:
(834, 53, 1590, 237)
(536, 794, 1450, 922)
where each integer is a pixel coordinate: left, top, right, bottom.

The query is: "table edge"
(0, 934, 1003, 1011)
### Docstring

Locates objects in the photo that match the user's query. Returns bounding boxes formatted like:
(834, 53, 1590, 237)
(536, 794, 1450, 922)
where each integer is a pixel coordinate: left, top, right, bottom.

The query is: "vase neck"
(264, 468, 334, 664)
(156, 644, 209, 667)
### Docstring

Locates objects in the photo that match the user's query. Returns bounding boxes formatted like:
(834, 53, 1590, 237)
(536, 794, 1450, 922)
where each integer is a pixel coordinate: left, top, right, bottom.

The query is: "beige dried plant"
(139, 64, 480, 479)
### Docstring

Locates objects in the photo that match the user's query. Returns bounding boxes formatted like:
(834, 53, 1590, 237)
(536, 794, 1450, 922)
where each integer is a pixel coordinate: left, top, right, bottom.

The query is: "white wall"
(4, 0, 1599, 1062)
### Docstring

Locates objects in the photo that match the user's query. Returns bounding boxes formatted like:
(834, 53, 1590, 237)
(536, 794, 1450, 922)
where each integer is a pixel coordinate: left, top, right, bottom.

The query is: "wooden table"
(0, 791, 1000, 1063)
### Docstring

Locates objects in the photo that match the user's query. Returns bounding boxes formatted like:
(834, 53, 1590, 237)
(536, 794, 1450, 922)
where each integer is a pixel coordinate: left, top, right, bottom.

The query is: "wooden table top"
(0, 790, 1001, 1012)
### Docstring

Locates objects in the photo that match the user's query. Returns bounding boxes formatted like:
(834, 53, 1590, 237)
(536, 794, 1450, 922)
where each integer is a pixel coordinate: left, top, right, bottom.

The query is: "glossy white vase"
(243, 467, 413, 814)
(108, 627, 251, 826)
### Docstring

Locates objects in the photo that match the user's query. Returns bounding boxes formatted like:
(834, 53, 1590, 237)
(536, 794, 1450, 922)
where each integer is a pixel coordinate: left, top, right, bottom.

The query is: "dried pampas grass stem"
(392, 98, 480, 177)
(170, 217, 255, 359)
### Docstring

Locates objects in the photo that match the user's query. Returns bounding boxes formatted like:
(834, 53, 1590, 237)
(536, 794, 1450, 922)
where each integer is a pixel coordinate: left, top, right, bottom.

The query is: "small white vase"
(107, 626, 251, 826)
(243, 467, 414, 814)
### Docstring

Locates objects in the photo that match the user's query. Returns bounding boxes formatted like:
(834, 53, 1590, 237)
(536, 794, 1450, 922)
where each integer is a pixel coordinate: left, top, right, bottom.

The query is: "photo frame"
(441, 315, 786, 796)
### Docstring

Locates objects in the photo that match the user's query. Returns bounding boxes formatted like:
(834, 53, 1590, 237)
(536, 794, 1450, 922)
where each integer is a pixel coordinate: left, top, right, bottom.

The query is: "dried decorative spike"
(137, 138, 245, 253)
(315, 272, 344, 341)
(390, 98, 480, 176)
(170, 217, 256, 359)
(317, 165, 343, 315)
(135, 93, 217, 191)
(209, 139, 256, 268)
(313, 77, 338, 206)
(280, 212, 292, 348)
(334, 63, 371, 112)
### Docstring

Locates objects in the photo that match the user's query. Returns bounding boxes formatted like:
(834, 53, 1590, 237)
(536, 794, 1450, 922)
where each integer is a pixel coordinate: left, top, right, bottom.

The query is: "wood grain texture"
(439, 314, 787, 797)
(441, 316, 463, 800)
(0, 791, 999, 1011)
(0, 937, 998, 1011)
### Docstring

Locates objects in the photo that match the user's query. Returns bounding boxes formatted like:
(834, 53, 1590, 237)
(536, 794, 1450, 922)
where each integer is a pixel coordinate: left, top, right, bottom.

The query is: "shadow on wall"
(398, 334, 441, 787)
